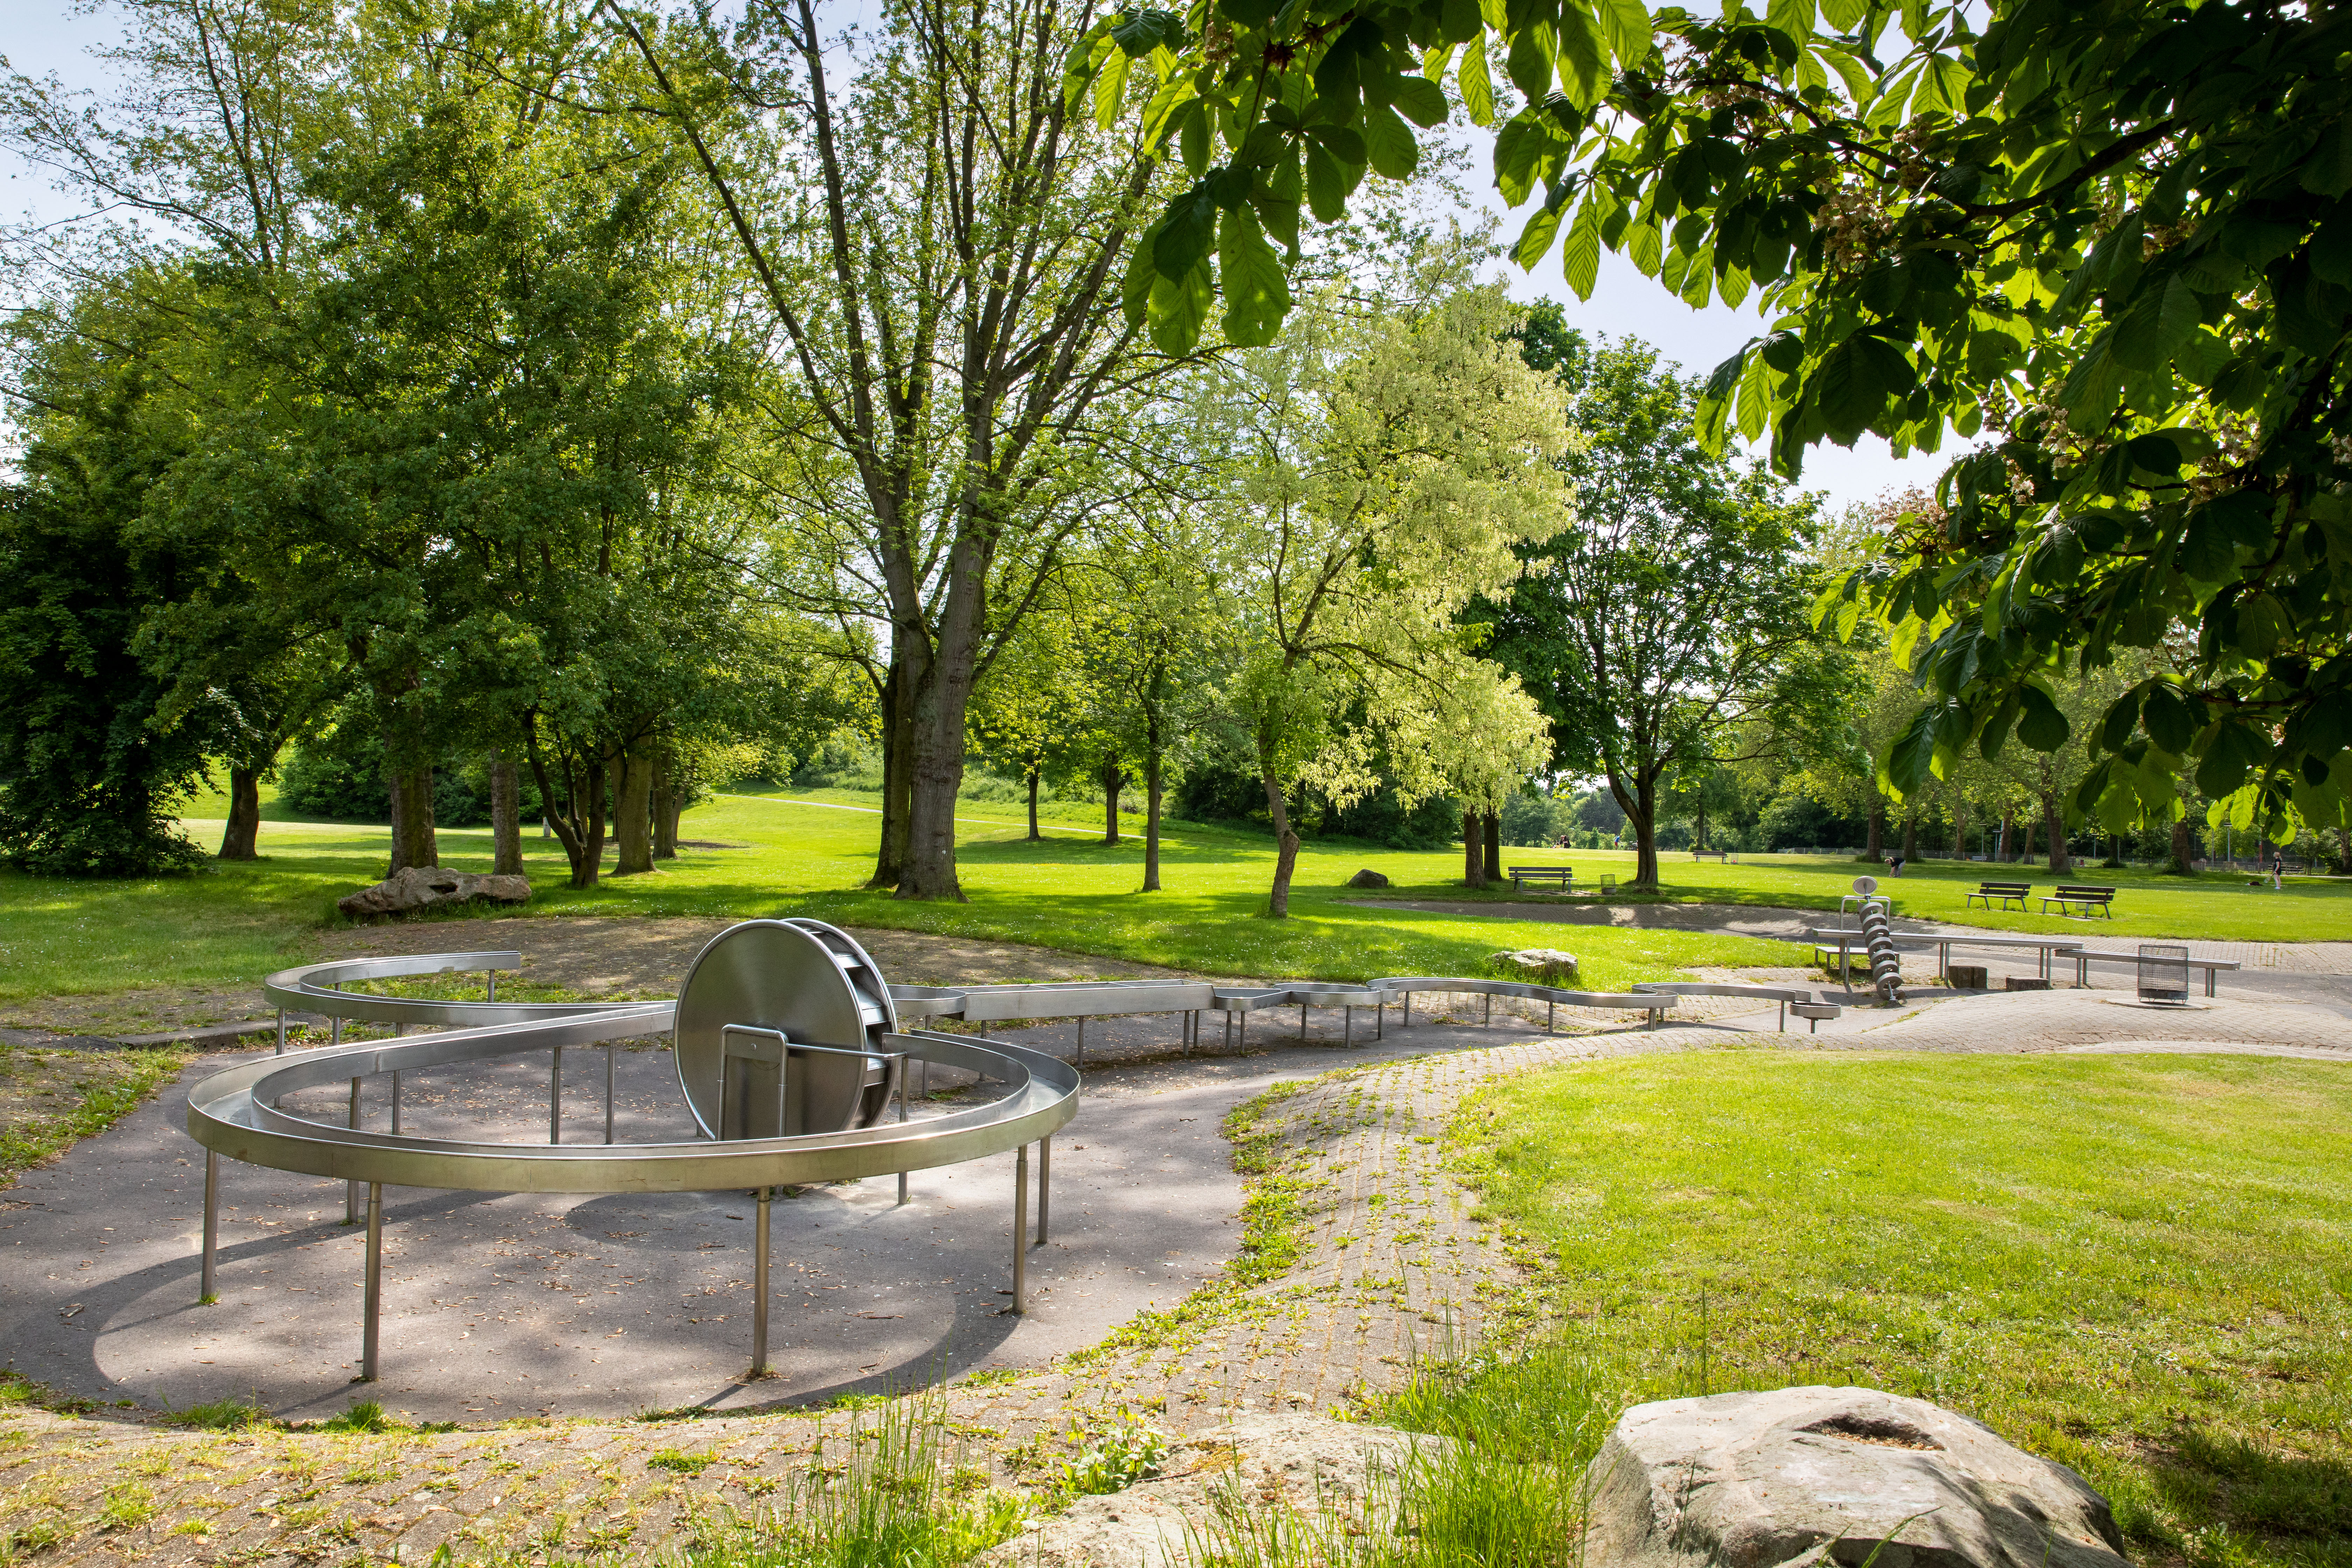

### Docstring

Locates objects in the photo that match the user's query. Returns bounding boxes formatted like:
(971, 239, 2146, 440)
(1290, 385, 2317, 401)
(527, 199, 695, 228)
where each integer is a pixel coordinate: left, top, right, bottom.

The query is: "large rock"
(976, 1413, 1447, 1568)
(1491, 947, 1580, 985)
(1583, 1386, 2128, 1568)
(1348, 868, 1392, 888)
(336, 866, 532, 919)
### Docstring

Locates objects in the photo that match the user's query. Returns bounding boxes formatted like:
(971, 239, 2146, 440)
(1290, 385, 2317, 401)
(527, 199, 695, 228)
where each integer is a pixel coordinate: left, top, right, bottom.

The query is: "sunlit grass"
(1419, 1051, 2352, 1568)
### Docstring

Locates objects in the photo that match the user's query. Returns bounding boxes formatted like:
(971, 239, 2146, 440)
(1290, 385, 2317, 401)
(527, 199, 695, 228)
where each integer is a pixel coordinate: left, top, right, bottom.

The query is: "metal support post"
(1037, 1135, 1051, 1244)
(1223, 1011, 1233, 1051)
(1075, 1016, 1086, 1067)
(361, 1182, 383, 1382)
(345, 1078, 361, 1224)
(1376, 1002, 1384, 1040)
(1403, 992, 1412, 1028)
(550, 1046, 562, 1144)
(604, 1045, 616, 1145)
(1240, 1012, 1248, 1048)
(200, 1151, 218, 1304)
(1546, 1000, 1555, 1034)
(275, 1007, 287, 1056)
(488, 971, 498, 1002)
(751, 1185, 772, 1376)
(1011, 1144, 1029, 1314)
(1343, 1006, 1353, 1046)
(1300, 1002, 1308, 1041)
(897, 1064, 910, 1206)
(391, 1071, 401, 1135)
(1483, 993, 1491, 1024)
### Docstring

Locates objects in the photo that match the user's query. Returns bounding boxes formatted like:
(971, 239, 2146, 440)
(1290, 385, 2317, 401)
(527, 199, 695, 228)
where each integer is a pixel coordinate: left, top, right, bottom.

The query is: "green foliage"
(1118, 0, 2351, 854)
(1472, 326, 1834, 882)
(0, 1045, 186, 1190)
(167, 1398, 272, 1431)
(1054, 1414, 1171, 1496)
(0, 282, 219, 877)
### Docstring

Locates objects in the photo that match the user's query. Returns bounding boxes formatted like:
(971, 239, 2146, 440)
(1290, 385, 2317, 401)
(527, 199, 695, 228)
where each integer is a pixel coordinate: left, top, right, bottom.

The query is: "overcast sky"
(3, 2, 1951, 511)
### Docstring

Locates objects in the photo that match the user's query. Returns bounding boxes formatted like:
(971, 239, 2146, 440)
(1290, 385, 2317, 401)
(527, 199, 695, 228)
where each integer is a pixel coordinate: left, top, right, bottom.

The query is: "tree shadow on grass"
(2147, 1423, 2352, 1544)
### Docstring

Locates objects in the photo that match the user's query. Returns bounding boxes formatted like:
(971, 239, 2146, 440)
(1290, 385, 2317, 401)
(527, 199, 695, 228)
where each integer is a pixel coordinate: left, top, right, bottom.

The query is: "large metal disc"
(674, 920, 888, 1139)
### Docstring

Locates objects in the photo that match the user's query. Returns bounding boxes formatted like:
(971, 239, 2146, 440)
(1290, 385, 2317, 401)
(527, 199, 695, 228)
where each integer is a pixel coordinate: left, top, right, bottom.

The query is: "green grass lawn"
(1, 774, 2339, 1005)
(0, 788, 1793, 1003)
(1396, 1052, 2352, 1568)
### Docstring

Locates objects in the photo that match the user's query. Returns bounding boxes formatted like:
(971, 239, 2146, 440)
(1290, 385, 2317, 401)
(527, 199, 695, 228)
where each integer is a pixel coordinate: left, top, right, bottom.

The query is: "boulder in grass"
(337, 866, 532, 919)
(1490, 947, 1579, 985)
(1347, 868, 1392, 888)
(1582, 1385, 2129, 1568)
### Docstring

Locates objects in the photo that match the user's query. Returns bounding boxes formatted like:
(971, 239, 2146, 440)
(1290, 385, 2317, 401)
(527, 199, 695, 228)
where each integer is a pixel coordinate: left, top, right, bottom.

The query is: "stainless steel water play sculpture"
(185, 920, 1692, 1386)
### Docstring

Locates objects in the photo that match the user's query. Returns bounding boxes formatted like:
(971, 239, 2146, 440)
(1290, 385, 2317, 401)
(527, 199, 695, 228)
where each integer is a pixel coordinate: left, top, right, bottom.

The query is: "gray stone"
(1947, 965, 1989, 991)
(976, 1413, 1448, 1568)
(2004, 976, 2053, 992)
(1491, 947, 1580, 985)
(336, 866, 532, 919)
(1582, 1386, 2128, 1568)
(1348, 868, 1392, 888)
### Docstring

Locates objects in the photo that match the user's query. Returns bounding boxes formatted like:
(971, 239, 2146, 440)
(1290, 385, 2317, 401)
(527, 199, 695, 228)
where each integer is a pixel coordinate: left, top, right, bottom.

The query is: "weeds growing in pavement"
(673, 1392, 1022, 1568)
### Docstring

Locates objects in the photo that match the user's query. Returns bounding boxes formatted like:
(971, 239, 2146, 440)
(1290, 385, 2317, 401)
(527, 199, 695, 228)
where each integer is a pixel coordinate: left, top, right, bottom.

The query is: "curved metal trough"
(197, 928, 1700, 1386)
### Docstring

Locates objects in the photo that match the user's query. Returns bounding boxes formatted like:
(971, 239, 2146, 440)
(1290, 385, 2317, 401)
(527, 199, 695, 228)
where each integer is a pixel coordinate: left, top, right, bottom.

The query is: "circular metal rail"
(195, 935, 1080, 1386)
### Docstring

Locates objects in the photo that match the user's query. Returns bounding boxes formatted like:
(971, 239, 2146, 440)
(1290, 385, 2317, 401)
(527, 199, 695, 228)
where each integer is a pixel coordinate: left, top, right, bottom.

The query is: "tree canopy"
(1096, 0, 2352, 851)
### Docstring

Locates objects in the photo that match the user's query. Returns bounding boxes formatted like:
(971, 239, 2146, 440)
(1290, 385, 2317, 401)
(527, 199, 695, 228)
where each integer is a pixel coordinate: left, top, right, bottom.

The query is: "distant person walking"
(2272, 851, 2285, 889)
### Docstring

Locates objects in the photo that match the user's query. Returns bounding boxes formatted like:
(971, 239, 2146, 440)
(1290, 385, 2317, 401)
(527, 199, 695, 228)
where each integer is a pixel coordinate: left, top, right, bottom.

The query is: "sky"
(1, 2, 1951, 511)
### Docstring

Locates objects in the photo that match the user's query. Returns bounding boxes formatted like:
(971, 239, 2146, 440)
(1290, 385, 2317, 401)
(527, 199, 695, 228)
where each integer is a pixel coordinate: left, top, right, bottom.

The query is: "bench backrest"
(1976, 882, 2031, 892)
(2054, 885, 2116, 896)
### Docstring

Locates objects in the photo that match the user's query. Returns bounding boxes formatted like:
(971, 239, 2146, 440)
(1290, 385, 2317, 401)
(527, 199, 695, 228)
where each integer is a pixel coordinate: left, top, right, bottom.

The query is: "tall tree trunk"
(1482, 810, 1501, 881)
(2000, 809, 2016, 861)
(1463, 804, 1486, 888)
(1902, 813, 1919, 862)
(387, 764, 438, 874)
(525, 740, 606, 889)
(490, 756, 524, 876)
(1143, 745, 1164, 893)
(2018, 814, 2037, 864)
(2168, 816, 2195, 875)
(2044, 794, 2072, 875)
(1630, 773, 1661, 889)
(897, 622, 978, 902)
(1865, 797, 1884, 862)
(1026, 768, 1041, 841)
(1101, 756, 1122, 846)
(612, 751, 655, 875)
(1260, 750, 1301, 917)
(218, 765, 261, 861)
(1695, 798, 1706, 852)
(651, 754, 679, 860)
(869, 662, 911, 890)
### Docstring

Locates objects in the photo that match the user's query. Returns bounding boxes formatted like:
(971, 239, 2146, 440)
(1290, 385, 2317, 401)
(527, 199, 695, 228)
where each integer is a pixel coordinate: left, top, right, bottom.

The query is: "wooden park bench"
(1507, 865, 1574, 892)
(2042, 884, 2116, 918)
(1965, 881, 2032, 911)
(1690, 848, 1733, 862)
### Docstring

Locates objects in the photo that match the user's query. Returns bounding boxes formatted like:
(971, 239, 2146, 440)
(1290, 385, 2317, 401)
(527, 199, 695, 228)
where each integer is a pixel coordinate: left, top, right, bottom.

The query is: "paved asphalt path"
(0, 1010, 1532, 1424)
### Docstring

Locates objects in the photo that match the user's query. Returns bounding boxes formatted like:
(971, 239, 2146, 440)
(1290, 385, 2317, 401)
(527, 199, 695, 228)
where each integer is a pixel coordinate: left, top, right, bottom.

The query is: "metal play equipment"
(189, 924, 1691, 1384)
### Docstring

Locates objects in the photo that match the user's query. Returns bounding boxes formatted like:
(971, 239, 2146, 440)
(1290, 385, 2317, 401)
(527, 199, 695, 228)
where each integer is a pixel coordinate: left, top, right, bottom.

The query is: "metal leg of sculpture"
(604, 1045, 616, 1145)
(488, 971, 497, 1002)
(1404, 993, 1412, 1028)
(1074, 1017, 1085, 1068)
(361, 1182, 383, 1382)
(1483, 994, 1491, 1024)
(346, 1078, 361, 1224)
(1377, 1002, 1384, 1040)
(1037, 1135, 1051, 1245)
(1344, 1006, 1352, 1046)
(897, 1066, 910, 1207)
(1012, 1144, 1029, 1314)
(200, 1151, 218, 1304)
(1300, 1002, 1308, 1042)
(275, 1007, 286, 1057)
(752, 1185, 771, 1377)
(550, 1046, 562, 1144)
(1223, 1012, 1232, 1051)
(391, 1071, 401, 1135)
(1779, 1001, 1787, 1032)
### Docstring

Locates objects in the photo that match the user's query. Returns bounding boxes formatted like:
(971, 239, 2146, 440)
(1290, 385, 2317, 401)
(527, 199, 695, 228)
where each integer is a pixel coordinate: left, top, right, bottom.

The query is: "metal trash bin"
(2137, 943, 2191, 1005)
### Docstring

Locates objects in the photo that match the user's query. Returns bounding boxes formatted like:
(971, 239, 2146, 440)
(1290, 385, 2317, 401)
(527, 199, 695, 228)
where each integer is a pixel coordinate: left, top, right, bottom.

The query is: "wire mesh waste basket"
(2137, 943, 2191, 1005)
